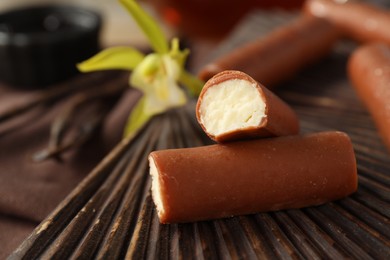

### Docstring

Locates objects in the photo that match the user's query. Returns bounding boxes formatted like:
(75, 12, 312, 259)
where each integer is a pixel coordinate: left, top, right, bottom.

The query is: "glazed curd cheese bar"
(149, 132, 357, 223)
(196, 70, 299, 142)
(304, 0, 390, 44)
(198, 16, 340, 87)
(348, 43, 390, 151)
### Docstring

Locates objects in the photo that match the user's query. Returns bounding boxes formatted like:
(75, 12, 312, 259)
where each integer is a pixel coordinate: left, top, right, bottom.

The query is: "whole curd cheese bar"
(348, 43, 390, 152)
(149, 131, 358, 224)
(198, 16, 340, 87)
(304, 0, 390, 45)
(196, 70, 299, 142)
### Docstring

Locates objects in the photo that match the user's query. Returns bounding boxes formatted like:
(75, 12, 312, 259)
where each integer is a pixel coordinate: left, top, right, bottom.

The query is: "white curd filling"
(149, 156, 164, 217)
(199, 79, 266, 136)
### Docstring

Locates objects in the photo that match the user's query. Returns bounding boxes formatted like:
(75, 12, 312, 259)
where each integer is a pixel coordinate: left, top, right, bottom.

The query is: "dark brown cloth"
(0, 81, 139, 258)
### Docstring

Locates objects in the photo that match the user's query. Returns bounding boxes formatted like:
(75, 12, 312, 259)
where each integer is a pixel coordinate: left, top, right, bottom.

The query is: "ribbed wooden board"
(9, 10, 390, 260)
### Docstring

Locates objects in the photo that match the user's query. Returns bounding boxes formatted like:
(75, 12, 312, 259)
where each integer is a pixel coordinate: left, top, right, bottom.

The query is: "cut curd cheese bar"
(196, 70, 299, 142)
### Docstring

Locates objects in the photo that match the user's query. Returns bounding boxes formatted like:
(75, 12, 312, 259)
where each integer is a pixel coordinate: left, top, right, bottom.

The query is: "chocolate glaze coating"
(198, 16, 340, 87)
(348, 43, 390, 152)
(196, 70, 299, 142)
(304, 0, 390, 44)
(149, 131, 358, 223)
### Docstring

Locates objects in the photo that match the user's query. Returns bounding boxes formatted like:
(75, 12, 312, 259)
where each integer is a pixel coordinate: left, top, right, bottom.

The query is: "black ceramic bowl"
(0, 5, 102, 88)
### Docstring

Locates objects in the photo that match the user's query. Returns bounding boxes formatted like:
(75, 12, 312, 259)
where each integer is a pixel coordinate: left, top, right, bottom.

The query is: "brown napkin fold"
(0, 81, 139, 258)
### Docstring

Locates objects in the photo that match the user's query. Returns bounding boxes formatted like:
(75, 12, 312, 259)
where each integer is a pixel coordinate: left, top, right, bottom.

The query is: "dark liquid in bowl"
(0, 5, 101, 87)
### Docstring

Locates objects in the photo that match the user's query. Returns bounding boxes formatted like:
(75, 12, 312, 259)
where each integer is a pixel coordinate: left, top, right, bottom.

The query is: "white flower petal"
(130, 53, 187, 116)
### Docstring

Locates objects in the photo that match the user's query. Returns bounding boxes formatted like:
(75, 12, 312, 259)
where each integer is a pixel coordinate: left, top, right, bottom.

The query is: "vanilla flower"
(77, 0, 203, 137)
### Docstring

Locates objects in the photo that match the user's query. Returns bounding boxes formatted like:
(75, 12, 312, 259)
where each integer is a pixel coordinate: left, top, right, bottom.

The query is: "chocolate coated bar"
(149, 131, 357, 223)
(348, 43, 390, 151)
(198, 16, 339, 87)
(304, 0, 390, 44)
(196, 70, 299, 142)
